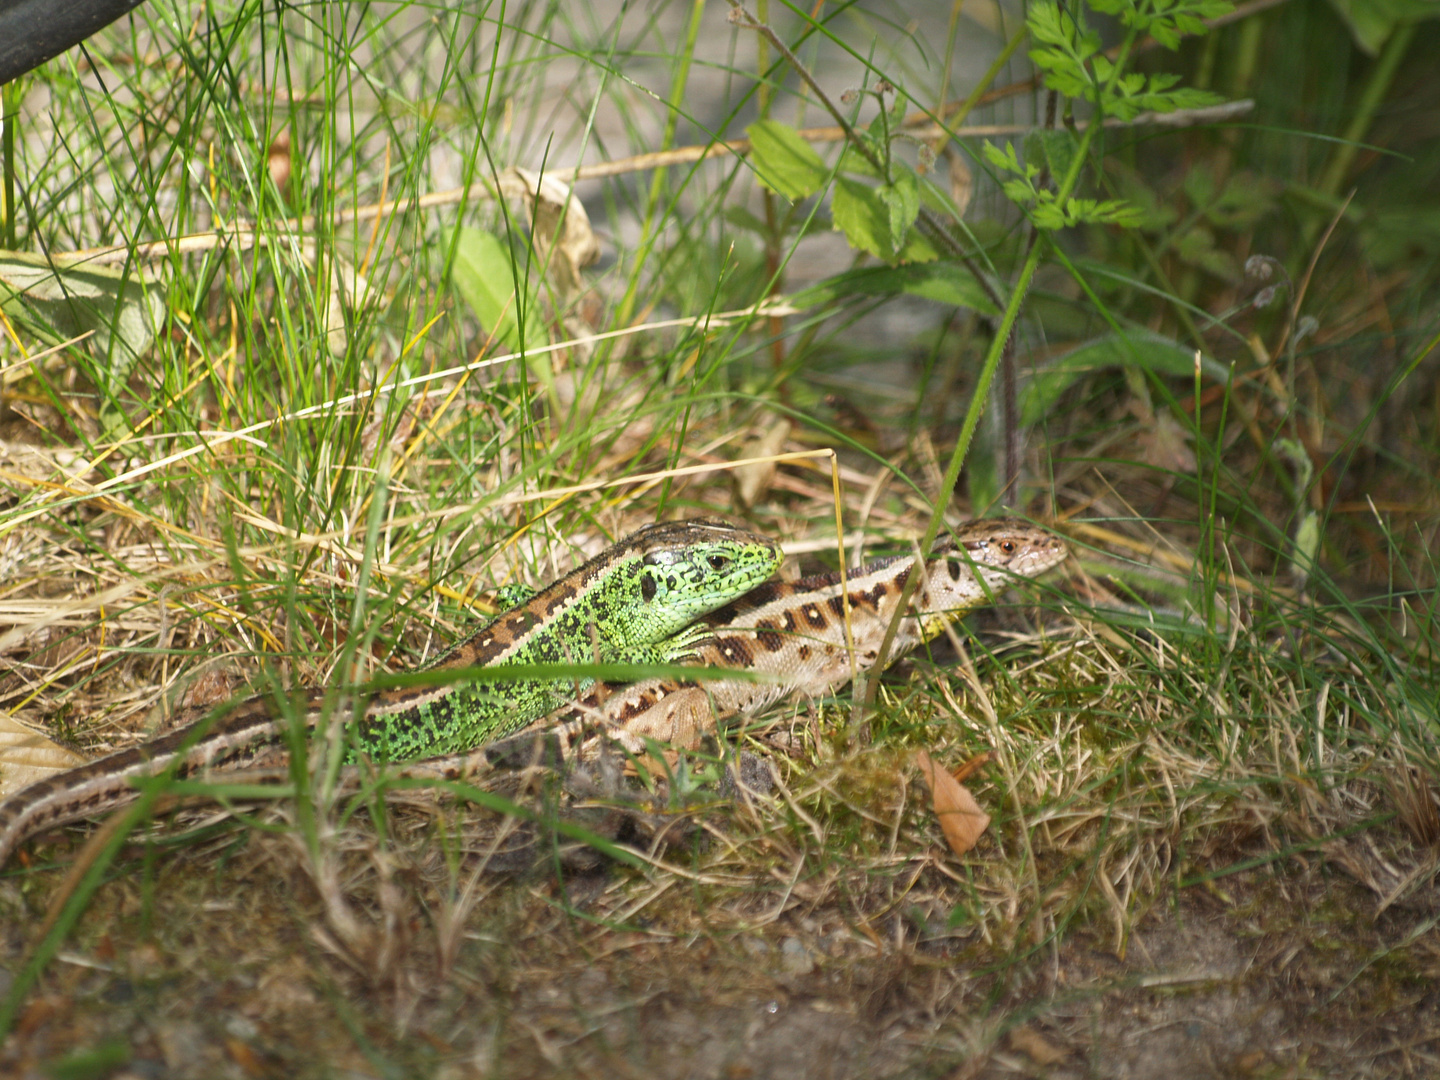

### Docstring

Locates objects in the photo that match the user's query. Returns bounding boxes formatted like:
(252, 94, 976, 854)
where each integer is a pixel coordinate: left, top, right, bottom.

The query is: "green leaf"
(838, 143, 883, 179)
(1182, 162, 1219, 209)
(40, 1037, 131, 1080)
(1003, 178, 1038, 204)
(876, 169, 920, 258)
(1326, 0, 1438, 55)
(449, 227, 547, 358)
(787, 260, 998, 315)
(1020, 331, 1229, 427)
(723, 206, 771, 235)
(1027, 193, 1143, 230)
(1112, 165, 1180, 231)
(1174, 226, 1240, 279)
(1205, 172, 1280, 229)
(831, 175, 933, 264)
(1027, 1, 1102, 98)
(0, 249, 165, 435)
(894, 229, 940, 264)
(0, 251, 163, 366)
(982, 140, 1021, 175)
(745, 119, 831, 201)
(1092, 0, 1235, 50)
(1024, 128, 1081, 184)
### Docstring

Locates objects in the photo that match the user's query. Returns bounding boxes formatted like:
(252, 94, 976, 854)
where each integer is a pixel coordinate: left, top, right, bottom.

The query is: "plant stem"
(1315, 21, 1415, 202)
(860, 33, 1140, 717)
(1, 79, 16, 248)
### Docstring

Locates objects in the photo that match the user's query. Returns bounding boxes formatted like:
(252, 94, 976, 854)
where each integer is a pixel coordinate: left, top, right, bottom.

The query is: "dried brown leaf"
(1007, 1023, 1067, 1065)
(914, 750, 990, 857)
(499, 167, 600, 298)
(951, 750, 992, 784)
(0, 713, 84, 797)
(733, 418, 793, 508)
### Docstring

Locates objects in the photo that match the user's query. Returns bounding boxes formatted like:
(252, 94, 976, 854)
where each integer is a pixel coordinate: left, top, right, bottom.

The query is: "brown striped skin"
(521, 518, 1067, 756)
(0, 519, 780, 869)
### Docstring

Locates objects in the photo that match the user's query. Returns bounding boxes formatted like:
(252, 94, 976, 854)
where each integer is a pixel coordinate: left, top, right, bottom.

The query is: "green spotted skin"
(0, 519, 781, 867)
(351, 518, 781, 758)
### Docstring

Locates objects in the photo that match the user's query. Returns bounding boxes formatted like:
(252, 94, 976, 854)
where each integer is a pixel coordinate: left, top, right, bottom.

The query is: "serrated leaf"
(787, 260, 997, 315)
(1206, 172, 1280, 229)
(982, 141, 1018, 173)
(1024, 129, 1081, 184)
(832, 176, 884, 258)
(894, 229, 940, 264)
(832, 174, 930, 264)
(1003, 178, 1037, 204)
(449, 227, 547, 358)
(877, 169, 920, 258)
(745, 119, 831, 201)
(1020, 331, 1229, 427)
(1032, 199, 1070, 230)
(1175, 226, 1239, 279)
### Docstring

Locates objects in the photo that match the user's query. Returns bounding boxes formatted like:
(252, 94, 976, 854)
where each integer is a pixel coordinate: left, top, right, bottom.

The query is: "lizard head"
(620, 517, 782, 640)
(937, 517, 1069, 593)
(906, 518, 1067, 640)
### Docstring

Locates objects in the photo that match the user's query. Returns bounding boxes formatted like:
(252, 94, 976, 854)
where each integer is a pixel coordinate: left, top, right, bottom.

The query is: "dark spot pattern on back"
(618, 693, 660, 722)
(802, 605, 827, 629)
(797, 645, 811, 661)
(706, 599, 742, 625)
(715, 636, 754, 666)
(947, 559, 962, 581)
(827, 595, 846, 617)
(754, 619, 784, 652)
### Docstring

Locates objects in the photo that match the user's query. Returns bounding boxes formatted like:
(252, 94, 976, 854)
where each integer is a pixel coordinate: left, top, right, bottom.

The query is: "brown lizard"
(495, 517, 1068, 760)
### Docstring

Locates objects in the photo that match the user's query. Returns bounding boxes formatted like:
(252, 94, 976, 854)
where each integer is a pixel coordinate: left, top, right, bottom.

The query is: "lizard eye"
(1001, 540, 1016, 553)
(707, 553, 731, 571)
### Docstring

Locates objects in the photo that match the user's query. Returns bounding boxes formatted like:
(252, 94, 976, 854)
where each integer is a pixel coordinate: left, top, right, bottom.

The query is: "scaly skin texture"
(512, 518, 1066, 757)
(0, 519, 781, 868)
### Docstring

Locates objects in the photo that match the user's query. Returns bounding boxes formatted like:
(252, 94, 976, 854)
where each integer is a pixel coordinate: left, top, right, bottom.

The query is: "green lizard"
(0, 518, 781, 866)
(496, 518, 1068, 759)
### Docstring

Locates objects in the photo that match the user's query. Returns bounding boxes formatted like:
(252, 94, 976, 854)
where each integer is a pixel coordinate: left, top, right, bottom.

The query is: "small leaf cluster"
(1109, 159, 1282, 281)
(982, 142, 1143, 231)
(1089, 0, 1235, 50)
(1029, 0, 1230, 122)
(744, 88, 942, 266)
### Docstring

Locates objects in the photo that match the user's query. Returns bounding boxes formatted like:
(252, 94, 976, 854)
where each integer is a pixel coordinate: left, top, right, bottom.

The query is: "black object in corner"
(0, 0, 149, 85)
